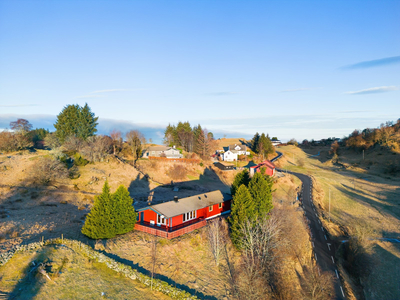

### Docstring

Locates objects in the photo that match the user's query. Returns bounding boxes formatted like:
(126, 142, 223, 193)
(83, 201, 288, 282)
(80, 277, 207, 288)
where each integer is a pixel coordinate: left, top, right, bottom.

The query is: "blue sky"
(0, 0, 399, 143)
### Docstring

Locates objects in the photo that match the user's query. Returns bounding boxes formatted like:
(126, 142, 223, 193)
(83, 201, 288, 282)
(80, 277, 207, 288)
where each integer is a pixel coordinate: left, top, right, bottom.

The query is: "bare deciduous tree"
(207, 218, 228, 266)
(149, 235, 158, 290)
(63, 136, 83, 153)
(300, 260, 334, 300)
(126, 130, 146, 161)
(29, 157, 68, 185)
(44, 132, 61, 149)
(110, 129, 122, 155)
(80, 135, 112, 163)
(10, 118, 32, 135)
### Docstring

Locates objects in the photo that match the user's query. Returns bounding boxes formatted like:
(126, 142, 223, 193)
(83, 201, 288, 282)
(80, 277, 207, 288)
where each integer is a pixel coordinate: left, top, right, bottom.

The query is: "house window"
(157, 215, 166, 225)
(152, 151, 155, 154)
(209, 205, 213, 212)
(218, 203, 222, 209)
(183, 210, 196, 222)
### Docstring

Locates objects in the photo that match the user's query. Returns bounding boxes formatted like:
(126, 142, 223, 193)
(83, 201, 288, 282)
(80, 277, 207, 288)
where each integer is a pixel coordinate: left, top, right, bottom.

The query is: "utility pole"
(363, 149, 365, 160)
(329, 188, 331, 222)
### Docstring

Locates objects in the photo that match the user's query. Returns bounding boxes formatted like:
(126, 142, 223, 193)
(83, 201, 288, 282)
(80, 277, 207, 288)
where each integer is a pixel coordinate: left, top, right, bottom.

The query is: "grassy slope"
(0, 244, 169, 299)
(277, 145, 400, 299)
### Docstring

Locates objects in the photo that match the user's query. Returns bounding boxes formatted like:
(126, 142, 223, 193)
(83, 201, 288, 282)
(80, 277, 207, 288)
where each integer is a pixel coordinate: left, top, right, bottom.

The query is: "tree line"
(0, 103, 147, 162)
(163, 122, 217, 158)
(300, 118, 400, 153)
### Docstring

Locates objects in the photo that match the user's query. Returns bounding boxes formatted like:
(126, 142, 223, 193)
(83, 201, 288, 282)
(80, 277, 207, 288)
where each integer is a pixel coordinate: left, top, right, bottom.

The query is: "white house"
(229, 144, 250, 155)
(222, 150, 238, 162)
(143, 146, 183, 158)
(271, 140, 281, 146)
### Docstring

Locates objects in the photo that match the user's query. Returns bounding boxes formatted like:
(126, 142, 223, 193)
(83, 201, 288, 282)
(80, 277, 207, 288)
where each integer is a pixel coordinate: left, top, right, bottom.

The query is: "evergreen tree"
(248, 172, 273, 218)
(231, 169, 250, 196)
(82, 181, 137, 239)
(54, 103, 98, 143)
(77, 103, 99, 140)
(251, 132, 260, 153)
(82, 181, 115, 239)
(113, 185, 137, 235)
(257, 133, 274, 159)
(229, 184, 254, 248)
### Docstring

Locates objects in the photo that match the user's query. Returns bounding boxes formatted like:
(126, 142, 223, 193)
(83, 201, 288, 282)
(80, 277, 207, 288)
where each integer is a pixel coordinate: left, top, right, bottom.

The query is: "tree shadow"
(7, 244, 63, 299)
(362, 242, 400, 299)
(239, 139, 251, 148)
(336, 184, 400, 222)
(128, 173, 151, 210)
(99, 250, 219, 300)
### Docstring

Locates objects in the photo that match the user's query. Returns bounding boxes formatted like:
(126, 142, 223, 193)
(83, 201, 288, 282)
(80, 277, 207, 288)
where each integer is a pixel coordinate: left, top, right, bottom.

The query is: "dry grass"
(216, 138, 249, 148)
(278, 145, 400, 299)
(0, 244, 169, 299)
(106, 228, 239, 299)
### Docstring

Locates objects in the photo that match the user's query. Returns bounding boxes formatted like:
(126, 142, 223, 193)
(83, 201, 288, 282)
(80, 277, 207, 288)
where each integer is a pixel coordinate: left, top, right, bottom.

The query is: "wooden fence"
(135, 219, 207, 239)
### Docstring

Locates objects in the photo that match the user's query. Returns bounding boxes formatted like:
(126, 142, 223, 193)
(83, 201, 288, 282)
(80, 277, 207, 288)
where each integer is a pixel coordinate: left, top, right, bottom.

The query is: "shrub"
(29, 157, 68, 185)
(166, 164, 188, 181)
(73, 153, 89, 166)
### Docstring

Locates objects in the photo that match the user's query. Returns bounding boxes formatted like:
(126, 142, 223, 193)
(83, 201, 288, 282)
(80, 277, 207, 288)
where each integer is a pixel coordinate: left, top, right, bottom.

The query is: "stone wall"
(0, 238, 198, 300)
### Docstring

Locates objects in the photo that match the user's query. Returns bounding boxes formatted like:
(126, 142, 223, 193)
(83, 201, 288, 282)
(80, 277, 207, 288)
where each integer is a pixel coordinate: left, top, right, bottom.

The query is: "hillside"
(0, 149, 317, 299)
(278, 145, 400, 299)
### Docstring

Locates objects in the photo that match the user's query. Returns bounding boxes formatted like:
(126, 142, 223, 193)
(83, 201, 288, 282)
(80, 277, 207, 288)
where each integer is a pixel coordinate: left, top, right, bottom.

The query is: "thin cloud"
(345, 86, 399, 95)
(91, 89, 140, 94)
(341, 56, 400, 70)
(205, 92, 238, 96)
(75, 95, 105, 99)
(0, 104, 39, 107)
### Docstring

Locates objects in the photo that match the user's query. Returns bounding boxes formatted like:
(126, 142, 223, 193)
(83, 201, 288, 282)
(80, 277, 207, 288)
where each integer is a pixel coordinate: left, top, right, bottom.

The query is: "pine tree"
(251, 132, 260, 153)
(54, 103, 98, 143)
(82, 182, 137, 239)
(257, 133, 274, 160)
(248, 172, 274, 218)
(231, 169, 250, 196)
(229, 184, 254, 248)
(77, 103, 99, 140)
(82, 181, 115, 239)
(113, 185, 137, 235)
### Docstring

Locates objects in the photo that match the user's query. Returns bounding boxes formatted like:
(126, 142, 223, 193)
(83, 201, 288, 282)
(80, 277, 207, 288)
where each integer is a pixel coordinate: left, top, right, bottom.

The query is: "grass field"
(0, 244, 170, 299)
(277, 145, 400, 299)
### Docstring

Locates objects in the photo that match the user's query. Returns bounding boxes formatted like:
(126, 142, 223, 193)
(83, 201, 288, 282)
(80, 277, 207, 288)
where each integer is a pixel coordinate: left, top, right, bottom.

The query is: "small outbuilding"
(249, 160, 276, 177)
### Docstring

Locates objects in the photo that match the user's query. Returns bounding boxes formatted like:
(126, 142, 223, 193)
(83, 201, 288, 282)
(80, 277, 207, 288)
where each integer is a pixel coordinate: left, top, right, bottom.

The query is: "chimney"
(174, 196, 178, 202)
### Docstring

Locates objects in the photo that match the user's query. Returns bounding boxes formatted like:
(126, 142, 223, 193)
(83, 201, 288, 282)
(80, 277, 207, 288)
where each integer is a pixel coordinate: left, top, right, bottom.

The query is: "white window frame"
(218, 203, 222, 209)
(157, 214, 166, 225)
(183, 210, 196, 222)
(209, 205, 213, 212)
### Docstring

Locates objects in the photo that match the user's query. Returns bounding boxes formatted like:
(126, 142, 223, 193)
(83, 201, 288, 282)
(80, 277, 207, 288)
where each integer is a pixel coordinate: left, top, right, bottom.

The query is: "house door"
(140, 212, 144, 223)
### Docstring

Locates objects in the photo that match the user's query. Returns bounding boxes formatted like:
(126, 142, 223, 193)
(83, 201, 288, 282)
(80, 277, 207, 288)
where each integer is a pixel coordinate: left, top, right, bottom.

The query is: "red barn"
(135, 190, 232, 239)
(250, 160, 276, 177)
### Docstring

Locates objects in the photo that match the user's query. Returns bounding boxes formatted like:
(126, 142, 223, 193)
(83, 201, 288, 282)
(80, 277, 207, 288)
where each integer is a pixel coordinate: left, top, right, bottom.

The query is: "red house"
(135, 190, 232, 239)
(249, 160, 276, 177)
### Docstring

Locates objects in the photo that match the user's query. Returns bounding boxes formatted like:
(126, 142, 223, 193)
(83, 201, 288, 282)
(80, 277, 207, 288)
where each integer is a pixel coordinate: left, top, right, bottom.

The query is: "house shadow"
(135, 166, 231, 206)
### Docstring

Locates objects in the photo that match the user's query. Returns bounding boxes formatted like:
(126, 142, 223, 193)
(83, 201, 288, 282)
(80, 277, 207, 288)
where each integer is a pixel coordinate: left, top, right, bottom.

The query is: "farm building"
(213, 162, 235, 171)
(135, 190, 232, 239)
(249, 160, 276, 177)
